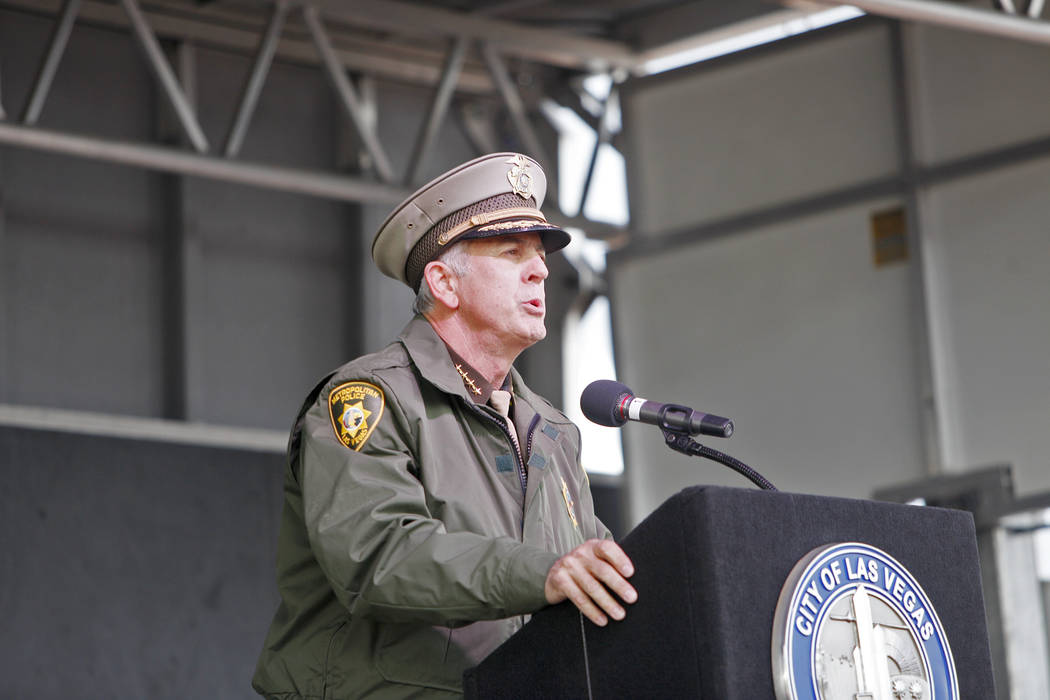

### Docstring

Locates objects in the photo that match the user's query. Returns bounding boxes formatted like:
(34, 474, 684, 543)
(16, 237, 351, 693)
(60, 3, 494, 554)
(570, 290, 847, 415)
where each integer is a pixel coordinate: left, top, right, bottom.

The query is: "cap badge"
(506, 154, 534, 200)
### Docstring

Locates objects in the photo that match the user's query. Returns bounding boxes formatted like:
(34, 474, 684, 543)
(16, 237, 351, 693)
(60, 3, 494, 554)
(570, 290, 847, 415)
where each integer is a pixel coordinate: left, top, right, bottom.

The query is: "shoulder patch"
(328, 381, 385, 451)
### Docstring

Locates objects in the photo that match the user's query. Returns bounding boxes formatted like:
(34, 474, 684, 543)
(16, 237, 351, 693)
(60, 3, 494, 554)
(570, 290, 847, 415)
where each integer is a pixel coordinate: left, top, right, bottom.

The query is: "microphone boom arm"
(661, 428, 777, 491)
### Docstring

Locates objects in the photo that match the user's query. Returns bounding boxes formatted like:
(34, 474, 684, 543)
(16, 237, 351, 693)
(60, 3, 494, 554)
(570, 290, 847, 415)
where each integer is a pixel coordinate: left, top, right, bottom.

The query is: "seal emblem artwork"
(328, 381, 385, 451)
(772, 542, 958, 700)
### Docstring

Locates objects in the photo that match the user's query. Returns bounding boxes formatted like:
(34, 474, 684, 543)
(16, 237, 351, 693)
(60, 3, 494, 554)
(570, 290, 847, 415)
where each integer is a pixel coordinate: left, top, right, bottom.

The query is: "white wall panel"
(624, 24, 898, 236)
(921, 156, 1050, 495)
(612, 199, 925, 524)
(907, 22, 1050, 166)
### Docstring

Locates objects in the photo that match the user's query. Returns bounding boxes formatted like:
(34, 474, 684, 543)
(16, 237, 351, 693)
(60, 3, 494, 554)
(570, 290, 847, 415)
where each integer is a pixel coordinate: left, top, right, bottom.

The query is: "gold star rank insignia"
(328, 381, 385, 450)
(455, 363, 483, 396)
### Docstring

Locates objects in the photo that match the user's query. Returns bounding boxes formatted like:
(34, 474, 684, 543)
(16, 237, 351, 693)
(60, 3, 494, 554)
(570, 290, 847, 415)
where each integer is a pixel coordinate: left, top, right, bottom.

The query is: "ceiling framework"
(1, 0, 1050, 240)
(0, 0, 663, 237)
(787, 0, 1050, 40)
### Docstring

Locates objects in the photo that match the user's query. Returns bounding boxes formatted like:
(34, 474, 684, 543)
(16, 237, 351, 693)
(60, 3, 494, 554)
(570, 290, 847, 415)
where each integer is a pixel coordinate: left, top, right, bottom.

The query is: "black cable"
(662, 429, 777, 491)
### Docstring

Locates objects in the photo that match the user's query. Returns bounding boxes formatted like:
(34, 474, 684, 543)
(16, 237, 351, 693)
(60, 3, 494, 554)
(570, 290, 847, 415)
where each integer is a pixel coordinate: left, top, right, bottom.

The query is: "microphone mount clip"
(660, 427, 777, 491)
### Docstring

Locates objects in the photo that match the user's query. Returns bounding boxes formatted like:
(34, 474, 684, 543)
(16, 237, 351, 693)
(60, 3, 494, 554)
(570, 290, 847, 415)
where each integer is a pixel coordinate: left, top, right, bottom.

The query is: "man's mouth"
(523, 298, 545, 314)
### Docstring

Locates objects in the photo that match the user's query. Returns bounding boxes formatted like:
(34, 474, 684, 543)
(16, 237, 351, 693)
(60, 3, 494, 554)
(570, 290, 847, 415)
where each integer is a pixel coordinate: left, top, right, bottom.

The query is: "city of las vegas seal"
(772, 542, 958, 700)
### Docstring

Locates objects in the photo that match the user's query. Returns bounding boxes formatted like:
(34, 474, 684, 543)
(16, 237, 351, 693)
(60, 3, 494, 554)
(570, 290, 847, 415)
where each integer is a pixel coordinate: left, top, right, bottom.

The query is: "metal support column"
(119, 0, 209, 153)
(223, 0, 289, 158)
(303, 4, 396, 184)
(158, 41, 205, 421)
(0, 150, 8, 402)
(888, 22, 943, 478)
(21, 0, 80, 125)
(404, 36, 469, 186)
(578, 84, 617, 217)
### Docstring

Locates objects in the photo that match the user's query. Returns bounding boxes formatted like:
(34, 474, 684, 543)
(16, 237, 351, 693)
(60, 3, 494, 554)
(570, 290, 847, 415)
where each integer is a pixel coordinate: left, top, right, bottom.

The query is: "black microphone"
(580, 379, 734, 438)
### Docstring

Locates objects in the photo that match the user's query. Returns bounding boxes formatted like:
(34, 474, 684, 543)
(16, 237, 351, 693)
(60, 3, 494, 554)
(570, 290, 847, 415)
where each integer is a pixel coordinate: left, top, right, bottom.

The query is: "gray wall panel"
(612, 198, 925, 523)
(907, 22, 1050, 166)
(921, 156, 1050, 495)
(7, 167, 166, 415)
(4, 8, 167, 416)
(0, 426, 283, 699)
(624, 23, 899, 236)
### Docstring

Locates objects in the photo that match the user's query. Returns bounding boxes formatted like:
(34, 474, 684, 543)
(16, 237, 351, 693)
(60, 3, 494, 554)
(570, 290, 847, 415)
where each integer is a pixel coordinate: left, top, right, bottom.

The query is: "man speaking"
(253, 153, 636, 698)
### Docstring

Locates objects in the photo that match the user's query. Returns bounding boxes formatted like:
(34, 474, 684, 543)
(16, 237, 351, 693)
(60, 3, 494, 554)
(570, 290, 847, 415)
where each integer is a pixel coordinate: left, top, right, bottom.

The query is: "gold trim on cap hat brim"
(437, 207, 547, 246)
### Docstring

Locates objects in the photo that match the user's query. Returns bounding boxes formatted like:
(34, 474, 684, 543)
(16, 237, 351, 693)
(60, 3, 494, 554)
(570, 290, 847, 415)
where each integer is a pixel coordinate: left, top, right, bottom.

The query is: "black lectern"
(464, 486, 995, 698)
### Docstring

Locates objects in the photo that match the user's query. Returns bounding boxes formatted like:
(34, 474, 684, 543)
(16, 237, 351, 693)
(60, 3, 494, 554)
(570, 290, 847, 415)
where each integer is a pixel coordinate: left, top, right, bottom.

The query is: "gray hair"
(412, 241, 472, 315)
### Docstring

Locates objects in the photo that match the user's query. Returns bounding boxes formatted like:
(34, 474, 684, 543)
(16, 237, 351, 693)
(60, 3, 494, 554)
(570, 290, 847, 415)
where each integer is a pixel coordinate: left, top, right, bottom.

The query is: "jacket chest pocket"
(525, 476, 585, 554)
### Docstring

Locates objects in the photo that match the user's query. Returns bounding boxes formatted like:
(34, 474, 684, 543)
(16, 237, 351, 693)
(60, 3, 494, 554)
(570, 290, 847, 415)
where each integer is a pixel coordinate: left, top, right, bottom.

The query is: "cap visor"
(457, 221, 571, 253)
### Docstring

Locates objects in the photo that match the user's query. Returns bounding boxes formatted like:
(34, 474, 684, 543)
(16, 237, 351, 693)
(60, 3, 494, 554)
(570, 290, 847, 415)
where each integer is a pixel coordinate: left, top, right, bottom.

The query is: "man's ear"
(423, 260, 460, 310)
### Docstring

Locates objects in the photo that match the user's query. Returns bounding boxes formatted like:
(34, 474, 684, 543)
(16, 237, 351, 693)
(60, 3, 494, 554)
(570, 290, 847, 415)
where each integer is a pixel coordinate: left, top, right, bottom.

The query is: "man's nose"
(526, 252, 549, 282)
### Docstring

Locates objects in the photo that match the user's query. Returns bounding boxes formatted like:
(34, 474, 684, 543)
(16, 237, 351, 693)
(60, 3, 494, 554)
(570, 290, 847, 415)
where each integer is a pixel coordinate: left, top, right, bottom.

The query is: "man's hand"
(544, 539, 637, 626)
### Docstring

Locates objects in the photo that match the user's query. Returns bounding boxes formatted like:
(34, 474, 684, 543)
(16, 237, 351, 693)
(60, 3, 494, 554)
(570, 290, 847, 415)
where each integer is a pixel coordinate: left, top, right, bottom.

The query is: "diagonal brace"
(481, 42, 555, 200)
(22, 0, 81, 125)
(404, 36, 469, 187)
(119, 0, 209, 152)
(223, 0, 289, 157)
(303, 4, 395, 183)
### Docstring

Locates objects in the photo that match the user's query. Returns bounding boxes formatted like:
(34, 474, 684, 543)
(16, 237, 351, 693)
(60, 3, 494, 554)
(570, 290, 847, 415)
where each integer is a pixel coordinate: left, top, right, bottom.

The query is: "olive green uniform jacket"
(253, 315, 610, 699)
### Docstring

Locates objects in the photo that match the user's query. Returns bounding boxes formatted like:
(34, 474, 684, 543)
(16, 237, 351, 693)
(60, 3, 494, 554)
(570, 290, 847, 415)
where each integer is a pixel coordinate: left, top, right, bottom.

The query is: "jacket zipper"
(524, 414, 540, 470)
(467, 402, 528, 498)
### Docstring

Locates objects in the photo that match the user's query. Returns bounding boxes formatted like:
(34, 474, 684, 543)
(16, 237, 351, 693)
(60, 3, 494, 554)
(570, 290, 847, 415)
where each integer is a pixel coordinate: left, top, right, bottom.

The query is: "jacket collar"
(445, 344, 501, 405)
(398, 314, 473, 401)
(398, 314, 567, 424)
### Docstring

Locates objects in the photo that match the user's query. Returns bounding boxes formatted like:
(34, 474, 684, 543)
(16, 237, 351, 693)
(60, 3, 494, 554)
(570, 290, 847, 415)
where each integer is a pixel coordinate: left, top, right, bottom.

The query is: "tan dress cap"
(371, 152, 570, 290)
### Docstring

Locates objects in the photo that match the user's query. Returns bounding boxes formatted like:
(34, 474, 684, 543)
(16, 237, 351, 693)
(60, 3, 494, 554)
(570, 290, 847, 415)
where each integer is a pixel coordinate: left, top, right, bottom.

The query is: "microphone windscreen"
(580, 379, 633, 427)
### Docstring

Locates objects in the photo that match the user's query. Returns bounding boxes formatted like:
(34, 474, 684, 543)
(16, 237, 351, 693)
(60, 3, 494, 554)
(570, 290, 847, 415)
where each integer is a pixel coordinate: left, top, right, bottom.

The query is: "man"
(253, 153, 636, 699)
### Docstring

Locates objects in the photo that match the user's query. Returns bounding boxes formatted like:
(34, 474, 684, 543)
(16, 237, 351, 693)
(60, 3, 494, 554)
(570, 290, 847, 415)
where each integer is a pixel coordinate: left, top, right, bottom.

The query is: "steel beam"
(1, 0, 497, 93)
(1029, 0, 1046, 18)
(793, 0, 1050, 46)
(223, 0, 289, 158)
(303, 4, 396, 184)
(0, 122, 410, 204)
(119, 0, 209, 153)
(0, 402, 287, 452)
(309, 0, 635, 71)
(404, 36, 470, 187)
(20, 0, 80, 125)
